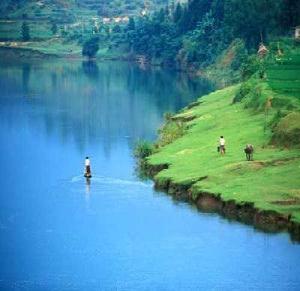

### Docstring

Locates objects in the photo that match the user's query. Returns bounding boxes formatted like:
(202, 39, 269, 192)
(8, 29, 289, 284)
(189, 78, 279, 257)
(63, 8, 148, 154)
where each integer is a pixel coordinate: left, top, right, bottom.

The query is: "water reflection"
(22, 63, 31, 95)
(85, 178, 91, 212)
(85, 177, 91, 195)
(0, 59, 213, 156)
(82, 60, 99, 80)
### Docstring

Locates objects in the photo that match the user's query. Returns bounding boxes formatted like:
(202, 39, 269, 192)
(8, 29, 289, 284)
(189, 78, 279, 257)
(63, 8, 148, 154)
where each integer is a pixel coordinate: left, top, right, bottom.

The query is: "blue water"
(0, 60, 299, 291)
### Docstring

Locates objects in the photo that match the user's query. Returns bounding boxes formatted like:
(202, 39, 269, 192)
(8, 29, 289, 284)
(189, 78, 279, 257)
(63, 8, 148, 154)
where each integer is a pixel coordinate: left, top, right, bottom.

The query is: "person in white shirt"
(84, 156, 92, 178)
(219, 136, 226, 155)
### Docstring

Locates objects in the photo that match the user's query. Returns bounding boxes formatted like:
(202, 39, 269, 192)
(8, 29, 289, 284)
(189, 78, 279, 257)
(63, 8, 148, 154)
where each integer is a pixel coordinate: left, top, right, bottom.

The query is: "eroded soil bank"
(141, 161, 300, 242)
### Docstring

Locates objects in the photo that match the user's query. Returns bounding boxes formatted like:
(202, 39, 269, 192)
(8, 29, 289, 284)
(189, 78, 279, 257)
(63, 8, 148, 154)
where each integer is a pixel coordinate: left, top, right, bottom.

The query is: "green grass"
(0, 20, 53, 40)
(0, 38, 82, 57)
(267, 54, 300, 94)
(148, 51, 300, 223)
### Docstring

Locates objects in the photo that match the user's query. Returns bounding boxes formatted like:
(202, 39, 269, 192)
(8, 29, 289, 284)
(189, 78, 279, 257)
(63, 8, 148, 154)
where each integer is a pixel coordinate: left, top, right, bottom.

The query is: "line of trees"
(121, 0, 300, 69)
(78, 0, 299, 71)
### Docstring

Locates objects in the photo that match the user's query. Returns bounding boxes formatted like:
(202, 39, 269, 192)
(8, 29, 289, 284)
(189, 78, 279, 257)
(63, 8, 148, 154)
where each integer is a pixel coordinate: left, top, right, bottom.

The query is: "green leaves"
(21, 21, 30, 41)
(82, 37, 99, 59)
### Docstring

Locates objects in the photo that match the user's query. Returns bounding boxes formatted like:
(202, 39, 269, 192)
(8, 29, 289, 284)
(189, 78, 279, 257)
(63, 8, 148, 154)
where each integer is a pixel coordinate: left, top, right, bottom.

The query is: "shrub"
(163, 112, 174, 122)
(240, 55, 260, 80)
(51, 23, 58, 35)
(82, 37, 99, 59)
(268, 109, 287, 129)
(157, 120, 186, 147)
(233, 81, 252, 103)
(272, 112, 300, 147)
(134, 140, 154, 159)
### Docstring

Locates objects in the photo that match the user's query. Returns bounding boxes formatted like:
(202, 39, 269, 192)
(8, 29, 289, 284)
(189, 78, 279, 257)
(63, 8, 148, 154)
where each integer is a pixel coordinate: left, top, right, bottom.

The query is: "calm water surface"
(0, 60, 300, 291)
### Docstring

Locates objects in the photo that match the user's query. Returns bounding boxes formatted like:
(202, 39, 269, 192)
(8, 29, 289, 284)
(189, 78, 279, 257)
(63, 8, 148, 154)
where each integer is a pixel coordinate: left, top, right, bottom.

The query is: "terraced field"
(267, 53, 300, 95)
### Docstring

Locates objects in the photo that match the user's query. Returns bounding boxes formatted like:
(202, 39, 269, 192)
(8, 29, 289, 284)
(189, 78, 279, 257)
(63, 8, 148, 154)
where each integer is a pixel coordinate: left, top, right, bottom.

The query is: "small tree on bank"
(51, 23, 58, 35)
(82, 37, 99, 59)
(21, 21, 30, 41)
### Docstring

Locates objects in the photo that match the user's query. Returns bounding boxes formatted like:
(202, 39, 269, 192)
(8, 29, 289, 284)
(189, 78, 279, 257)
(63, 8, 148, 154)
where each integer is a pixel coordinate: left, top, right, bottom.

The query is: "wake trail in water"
(70, 175, 152, 188)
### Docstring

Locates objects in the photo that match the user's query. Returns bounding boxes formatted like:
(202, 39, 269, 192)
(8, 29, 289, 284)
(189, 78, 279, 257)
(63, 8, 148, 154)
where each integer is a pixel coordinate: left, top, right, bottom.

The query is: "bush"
(233, 81, 252, 103)
(240, 55, 260, 80)
(157, 120, 186, 147)
(272, 112, 300, 147)
(134, 140, 154, 159)
(163, 112, 174, 122)
(268, 109, 287, 129)
(82, 37, 99, 59)
(230, 39, 248, 71)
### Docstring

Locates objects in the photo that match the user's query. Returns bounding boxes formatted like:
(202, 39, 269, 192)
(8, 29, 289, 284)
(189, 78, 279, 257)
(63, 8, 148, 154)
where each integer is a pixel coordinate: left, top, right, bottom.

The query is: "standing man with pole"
(84, 156, 92, 178)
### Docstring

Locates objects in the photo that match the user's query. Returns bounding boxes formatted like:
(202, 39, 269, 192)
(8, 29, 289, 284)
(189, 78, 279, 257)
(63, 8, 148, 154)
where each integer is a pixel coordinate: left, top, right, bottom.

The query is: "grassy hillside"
(0, 0, 169, 22)
(0, 0, 169, 56)
(147, 50, 300, 223)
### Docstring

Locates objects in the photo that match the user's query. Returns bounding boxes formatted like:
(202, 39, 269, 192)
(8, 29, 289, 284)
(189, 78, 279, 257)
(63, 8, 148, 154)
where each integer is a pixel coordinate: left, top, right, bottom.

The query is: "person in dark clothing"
(84, 156, 92, 178)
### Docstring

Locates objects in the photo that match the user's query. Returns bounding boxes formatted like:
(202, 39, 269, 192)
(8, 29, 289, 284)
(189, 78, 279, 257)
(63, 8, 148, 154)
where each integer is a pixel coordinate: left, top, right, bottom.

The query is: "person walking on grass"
(219, 136, 226, 155)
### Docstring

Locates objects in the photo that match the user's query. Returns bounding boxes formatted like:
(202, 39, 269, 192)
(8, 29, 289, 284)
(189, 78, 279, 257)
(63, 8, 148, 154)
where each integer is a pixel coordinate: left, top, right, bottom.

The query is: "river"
(0, 59, 299, 291)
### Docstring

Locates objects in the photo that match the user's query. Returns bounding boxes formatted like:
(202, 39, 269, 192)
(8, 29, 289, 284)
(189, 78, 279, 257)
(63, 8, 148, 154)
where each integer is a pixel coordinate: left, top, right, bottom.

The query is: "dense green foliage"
(134, 140, 154, 159)
(233, 46, 300, 147)
(21, 21, 30, 41)
(122, 0, 300, 70)
(1, 0, 299, 78)
(50, 22, 57, 35)
(82, 36, 99, 58)
(157, 118, 187, 147)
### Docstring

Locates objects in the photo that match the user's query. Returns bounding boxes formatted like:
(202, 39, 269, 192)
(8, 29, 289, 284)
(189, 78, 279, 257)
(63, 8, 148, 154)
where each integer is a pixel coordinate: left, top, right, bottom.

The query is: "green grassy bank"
(146, 52, 300, 224)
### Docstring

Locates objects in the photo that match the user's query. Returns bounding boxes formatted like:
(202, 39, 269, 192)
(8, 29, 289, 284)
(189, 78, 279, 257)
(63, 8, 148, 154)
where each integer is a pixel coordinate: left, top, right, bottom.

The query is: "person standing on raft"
(84, 156, 92, 178)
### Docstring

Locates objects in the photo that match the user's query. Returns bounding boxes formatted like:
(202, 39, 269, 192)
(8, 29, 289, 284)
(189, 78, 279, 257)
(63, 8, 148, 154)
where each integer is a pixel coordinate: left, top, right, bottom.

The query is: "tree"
(127, 17, 135, 31)
(51, 23, 58, 35)
(82, 37, 99, 59)
(112, 24, 121, 34)
(173, 3, 182, 23)
(224, 0, 283, 48)
(280, 0, 300, 31)
(21, 21, 30, 41)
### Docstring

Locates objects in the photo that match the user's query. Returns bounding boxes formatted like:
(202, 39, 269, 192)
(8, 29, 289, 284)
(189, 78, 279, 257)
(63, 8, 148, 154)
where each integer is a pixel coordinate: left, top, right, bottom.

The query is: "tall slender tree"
(21, 21, 30, 41)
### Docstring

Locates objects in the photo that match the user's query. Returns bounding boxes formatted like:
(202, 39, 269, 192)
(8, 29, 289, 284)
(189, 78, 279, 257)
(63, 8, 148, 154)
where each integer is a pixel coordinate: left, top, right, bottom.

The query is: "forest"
(122, 0, 300, 69)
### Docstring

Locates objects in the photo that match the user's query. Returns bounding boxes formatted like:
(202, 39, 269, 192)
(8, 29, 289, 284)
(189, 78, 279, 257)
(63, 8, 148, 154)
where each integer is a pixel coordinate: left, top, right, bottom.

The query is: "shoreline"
(4, 45, 299, 242)
(142, 161, 300, 242)
(141, 81, 300, 243)
(0, 46, 228, 87)
(0, 46, 210, 73)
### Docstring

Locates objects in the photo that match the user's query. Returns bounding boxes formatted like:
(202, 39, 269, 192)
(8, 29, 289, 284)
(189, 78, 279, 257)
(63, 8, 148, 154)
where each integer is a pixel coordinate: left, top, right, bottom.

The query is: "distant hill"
(0, 0, 170, 22)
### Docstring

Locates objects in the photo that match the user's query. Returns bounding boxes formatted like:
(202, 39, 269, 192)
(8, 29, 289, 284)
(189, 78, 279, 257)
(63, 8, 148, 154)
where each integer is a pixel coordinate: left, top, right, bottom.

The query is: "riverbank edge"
(0, 46, 205, 70)
(0, 46, 229, 86)
(141, 161, 300, 242)
(0, 46, 125, 60)
(0, 47, 167, 69)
